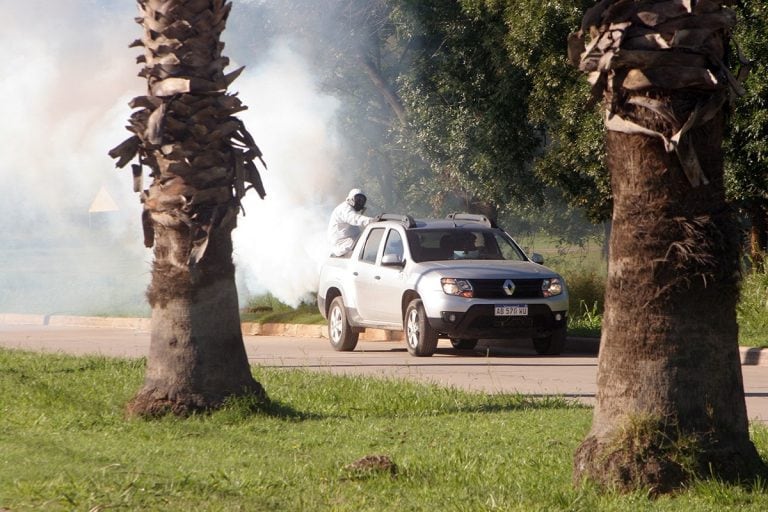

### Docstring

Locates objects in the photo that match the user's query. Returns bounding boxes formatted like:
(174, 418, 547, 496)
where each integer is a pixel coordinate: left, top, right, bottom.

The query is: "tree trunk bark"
(127, 211, 266, 417)
(573, 103, 765, 492)
(110, 0, 268, 416)
(359, 54, 407, 124)
(568, 0, 767, 492)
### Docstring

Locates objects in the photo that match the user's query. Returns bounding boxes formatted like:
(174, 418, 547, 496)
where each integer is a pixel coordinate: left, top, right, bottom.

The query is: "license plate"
(494, 304, 528, 316)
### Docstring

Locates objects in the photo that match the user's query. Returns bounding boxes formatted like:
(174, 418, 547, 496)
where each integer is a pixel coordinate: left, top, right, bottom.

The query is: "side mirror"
(530, 252, 544, 265)
(381, 254, 405, 267)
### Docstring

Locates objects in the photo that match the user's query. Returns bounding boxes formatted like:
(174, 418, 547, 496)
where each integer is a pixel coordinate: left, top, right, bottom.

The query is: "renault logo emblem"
(503, 279, 515, 296)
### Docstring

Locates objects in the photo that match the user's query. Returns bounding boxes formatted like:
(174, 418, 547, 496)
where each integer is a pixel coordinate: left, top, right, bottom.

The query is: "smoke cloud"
(233, 42, 343, 306)
(0, 1, 349, 313)
(0, 1, 150, 314)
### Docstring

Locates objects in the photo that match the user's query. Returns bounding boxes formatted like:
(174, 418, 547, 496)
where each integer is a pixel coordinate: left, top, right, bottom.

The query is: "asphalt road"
(1, 324, 767, 424)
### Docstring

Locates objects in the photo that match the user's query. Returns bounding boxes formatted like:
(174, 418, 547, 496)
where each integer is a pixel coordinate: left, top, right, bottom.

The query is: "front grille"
(470, 279, 542, 299)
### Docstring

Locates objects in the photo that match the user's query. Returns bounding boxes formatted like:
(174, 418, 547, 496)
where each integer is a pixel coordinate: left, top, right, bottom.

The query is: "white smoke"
(0, 3, 136, 218)
(0, 1, 150, 314)
(232, 42, 343, 306)
(0, 1, 346, 313)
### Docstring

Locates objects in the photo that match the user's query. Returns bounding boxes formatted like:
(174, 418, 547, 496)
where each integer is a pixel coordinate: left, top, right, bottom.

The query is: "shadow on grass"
(219, 390, 586, 424)
(427, 395, 590, 418)
(261, 399, 323, 421)
(219, 394, 324, 422)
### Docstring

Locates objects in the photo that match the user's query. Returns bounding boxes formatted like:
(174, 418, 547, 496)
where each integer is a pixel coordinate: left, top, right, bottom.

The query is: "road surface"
(1, 324, 767, 424)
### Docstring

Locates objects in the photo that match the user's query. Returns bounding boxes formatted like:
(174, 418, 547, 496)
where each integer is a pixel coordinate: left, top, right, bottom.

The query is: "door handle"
(353, 272, 359, 276)
(374, 276, 381, 280)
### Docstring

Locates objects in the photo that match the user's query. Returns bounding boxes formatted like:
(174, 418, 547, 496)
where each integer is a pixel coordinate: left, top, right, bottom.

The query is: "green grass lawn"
(2, 349, 767, 511)
(240, 296, 326, 325)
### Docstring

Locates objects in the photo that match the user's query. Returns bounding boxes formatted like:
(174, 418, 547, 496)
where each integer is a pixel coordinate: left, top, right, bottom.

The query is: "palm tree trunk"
(574, 103, 763, 492)
(129, 211, 263, 416)
(110, 0, 267, 416)
(569, 1, 766, 491)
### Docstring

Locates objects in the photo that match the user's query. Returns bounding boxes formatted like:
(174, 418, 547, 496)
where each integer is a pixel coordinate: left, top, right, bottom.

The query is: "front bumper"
(429, 304, 566, 339)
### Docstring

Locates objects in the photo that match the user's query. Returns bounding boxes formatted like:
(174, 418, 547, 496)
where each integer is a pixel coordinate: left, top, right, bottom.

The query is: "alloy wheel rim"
(406, 309, 419, 348)
(330, 306, 342, 342)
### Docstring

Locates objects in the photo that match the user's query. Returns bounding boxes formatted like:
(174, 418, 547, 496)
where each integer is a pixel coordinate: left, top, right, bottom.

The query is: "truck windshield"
(406, 229, 527, 263)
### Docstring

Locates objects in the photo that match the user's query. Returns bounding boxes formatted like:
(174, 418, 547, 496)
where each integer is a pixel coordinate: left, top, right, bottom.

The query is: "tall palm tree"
(109, 0, 267, 416)
(568, 0, 765, 492)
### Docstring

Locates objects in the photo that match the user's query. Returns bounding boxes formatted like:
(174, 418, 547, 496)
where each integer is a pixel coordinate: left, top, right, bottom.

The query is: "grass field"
(737, 269, 768, 348)
(1, 349, 767, 511)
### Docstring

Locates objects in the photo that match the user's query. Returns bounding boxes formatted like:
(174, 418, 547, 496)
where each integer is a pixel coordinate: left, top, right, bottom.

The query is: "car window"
(383, 230, 404, 261)
(406, 229, 526, 262)
(360, 227, 385, 264)
(497, 234, 525, 260)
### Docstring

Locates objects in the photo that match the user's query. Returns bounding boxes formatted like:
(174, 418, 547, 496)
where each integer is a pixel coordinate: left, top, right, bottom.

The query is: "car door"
(352, 227, 386, 321)
(373, 229, 408, 324)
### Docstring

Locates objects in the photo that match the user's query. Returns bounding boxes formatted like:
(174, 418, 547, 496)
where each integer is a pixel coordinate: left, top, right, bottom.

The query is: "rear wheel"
(328, 296, 358, 351)
(404, 299, 438, 357)
(450, 338, 478, 350)
(533, 327, 566, 355)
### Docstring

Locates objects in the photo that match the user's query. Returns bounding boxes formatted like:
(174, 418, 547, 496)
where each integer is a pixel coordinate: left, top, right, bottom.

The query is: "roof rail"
(376, 213, 416, 228)
(446, 213, 497, 228)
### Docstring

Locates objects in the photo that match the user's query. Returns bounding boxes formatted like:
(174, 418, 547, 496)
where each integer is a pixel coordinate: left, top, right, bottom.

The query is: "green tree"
(257, 0, 550, 219)
(485, 0, 768, 236)
(392, 1, 543, 217)
(463, 0, 609, 222)
(569, 0, 766, 491)
(109, 0, 268, 416)
(726, 0, 768, 268)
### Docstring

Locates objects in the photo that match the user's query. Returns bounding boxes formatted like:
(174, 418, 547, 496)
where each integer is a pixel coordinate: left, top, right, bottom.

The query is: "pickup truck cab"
(317, 213, 569, 356)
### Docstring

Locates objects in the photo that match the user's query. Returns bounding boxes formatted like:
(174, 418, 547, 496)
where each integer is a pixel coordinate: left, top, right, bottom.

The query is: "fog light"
(441, 312, 460, 323)
(555, 313, 562, 321)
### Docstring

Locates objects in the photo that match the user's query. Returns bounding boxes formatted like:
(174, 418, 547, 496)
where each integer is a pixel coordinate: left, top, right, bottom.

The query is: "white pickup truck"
(317, 214, 569, 357)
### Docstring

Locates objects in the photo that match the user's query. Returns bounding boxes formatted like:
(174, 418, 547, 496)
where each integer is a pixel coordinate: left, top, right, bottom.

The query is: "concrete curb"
(48, 315, 152, 331)
(567, 337, 768, 367)
(1, 314, 764, 365)
(0, 313, 49, 325)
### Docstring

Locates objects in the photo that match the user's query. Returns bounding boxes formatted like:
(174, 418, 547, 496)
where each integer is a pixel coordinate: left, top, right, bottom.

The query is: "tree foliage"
(244, 0, 765, 242)
(393, 1, 543, 214)
(726, 1, 768, 207)
(726, 0, 768, 265)
(468, 0, 611, 222)
(252, 0, 550, 220)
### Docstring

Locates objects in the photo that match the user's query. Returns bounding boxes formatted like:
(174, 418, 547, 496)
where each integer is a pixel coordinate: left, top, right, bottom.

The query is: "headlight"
(441, 278, 474, 298)
(541, 277, 563, 297)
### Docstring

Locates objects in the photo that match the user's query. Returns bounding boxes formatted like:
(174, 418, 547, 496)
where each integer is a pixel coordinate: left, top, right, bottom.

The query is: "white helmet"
(346, 188, 367, 211)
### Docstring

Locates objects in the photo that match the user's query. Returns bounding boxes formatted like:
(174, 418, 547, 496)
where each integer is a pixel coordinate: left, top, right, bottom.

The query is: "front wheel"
(532, 327, 566, 355)
(328, 296, 359, 351)
(404, 299, 438, 357)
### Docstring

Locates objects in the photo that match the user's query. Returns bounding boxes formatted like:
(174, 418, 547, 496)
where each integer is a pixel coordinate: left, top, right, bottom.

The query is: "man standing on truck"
(328, 188, 374, 257)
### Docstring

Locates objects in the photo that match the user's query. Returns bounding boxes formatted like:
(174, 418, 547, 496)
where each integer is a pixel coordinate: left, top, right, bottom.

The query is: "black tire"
(404, 299, 438, 357)
(533, 327, 566, 355)
(328, 296, 359, 351)
(450, 338, 478, 350)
